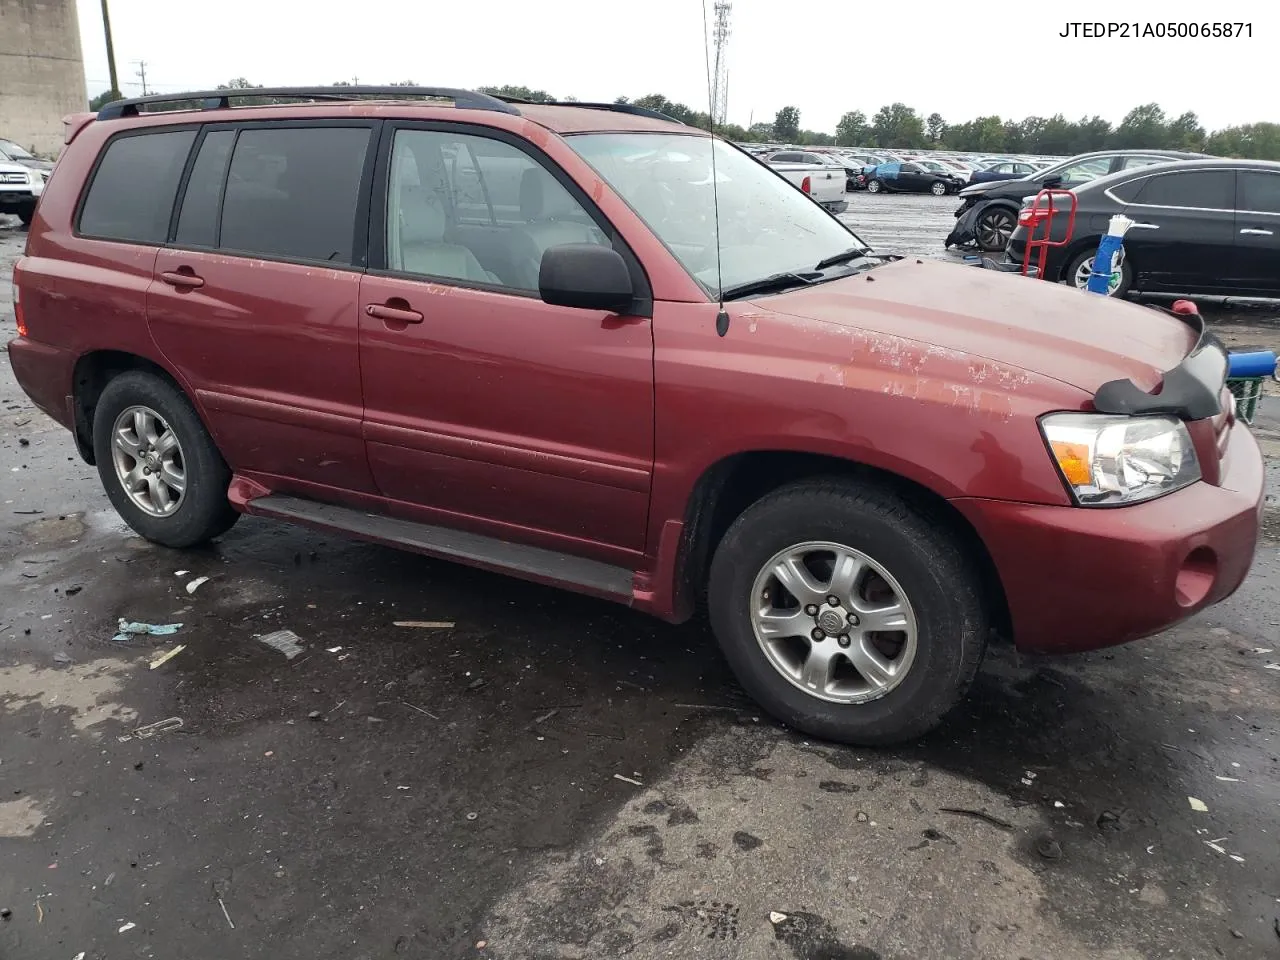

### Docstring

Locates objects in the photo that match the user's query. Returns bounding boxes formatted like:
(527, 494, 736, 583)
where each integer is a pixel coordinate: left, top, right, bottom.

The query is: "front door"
(357, 124, 655, 563)
(148, 122, 379, 493)
(1233, 169, 1280, 296)
(1121, 168, 1237, 293)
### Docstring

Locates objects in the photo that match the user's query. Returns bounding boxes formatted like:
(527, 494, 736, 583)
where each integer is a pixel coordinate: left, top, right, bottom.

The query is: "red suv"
(8, 87, 1264, 744)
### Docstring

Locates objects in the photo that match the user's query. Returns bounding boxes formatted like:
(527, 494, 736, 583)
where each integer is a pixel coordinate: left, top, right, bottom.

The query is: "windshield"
(0, 138, 36, 160)
(568, 133, 870, 296)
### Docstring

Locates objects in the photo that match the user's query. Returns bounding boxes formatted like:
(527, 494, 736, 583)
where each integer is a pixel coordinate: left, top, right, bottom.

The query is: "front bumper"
(953, 420, 1264, 654)
(945, 198, 981, 247)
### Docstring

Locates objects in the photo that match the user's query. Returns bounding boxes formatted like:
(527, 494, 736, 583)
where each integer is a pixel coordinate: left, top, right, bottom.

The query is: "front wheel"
(707, 479, 988, 745)
(975, 206, 1017, 252)
(930, 180, 948, 197)
(865, 178, 883, 194)
(17, 205, 34, 227)
(92, 371, 239, 548)
(1066, 248, 1133, 297)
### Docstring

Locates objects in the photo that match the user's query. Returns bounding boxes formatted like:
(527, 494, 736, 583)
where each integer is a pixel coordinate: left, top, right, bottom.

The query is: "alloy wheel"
(110, 405, 187, 517)
(976, 209, 1015, 249)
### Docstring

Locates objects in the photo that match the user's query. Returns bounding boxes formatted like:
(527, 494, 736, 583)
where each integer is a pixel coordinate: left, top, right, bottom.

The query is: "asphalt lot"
(2, 209, 1279, 960)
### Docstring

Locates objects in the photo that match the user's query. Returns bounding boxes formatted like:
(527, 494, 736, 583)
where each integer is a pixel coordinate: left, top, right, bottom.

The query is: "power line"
(131, 59, 149, 95)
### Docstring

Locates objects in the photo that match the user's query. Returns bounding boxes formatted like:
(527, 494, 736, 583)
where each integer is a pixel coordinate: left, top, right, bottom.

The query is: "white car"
(760, 151, 848, 213)
(0, 160, 46, 226)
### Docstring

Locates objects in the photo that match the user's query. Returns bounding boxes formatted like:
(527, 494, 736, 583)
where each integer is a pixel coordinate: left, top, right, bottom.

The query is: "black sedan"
(1005, 158, 1280, 298)
(863, 161, 965, 196)
(947, 149, 1208, 251)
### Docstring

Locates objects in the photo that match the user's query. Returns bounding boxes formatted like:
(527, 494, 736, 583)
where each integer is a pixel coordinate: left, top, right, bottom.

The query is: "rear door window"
(78, 129, 196, 243)
(1131, 170, 1234, 209)
(1238, 171, 1280, 213)
(174, 130, 234, 247)
(217, 126, 372, 265)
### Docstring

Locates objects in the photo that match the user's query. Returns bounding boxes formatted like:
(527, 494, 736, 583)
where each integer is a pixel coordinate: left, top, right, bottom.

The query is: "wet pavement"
(2, 215, 1279, 960)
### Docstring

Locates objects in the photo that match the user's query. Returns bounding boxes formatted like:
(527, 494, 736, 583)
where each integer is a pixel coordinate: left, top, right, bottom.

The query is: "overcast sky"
(77, 0, 1273, 133)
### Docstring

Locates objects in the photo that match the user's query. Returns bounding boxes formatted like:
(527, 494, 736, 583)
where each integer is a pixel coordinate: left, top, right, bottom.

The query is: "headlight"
(1041, 413, 1201, 506)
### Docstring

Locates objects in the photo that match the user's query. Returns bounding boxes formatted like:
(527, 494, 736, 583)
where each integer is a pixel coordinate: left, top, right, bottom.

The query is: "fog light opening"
(1175, 547, 1217, 609)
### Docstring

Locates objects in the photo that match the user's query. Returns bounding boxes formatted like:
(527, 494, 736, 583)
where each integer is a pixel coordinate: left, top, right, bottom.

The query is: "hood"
(754, 259, 1196, 394)
(961, 171, 1052, 200)
(14, 157, 54, 172)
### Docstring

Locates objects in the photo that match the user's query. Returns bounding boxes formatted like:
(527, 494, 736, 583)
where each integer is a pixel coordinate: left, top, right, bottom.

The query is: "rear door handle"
(1128, 223, 1160, 230)
(160, 270, 204, 289)
(1239, 228, 1274, 236)
(366, 303, 424, 324)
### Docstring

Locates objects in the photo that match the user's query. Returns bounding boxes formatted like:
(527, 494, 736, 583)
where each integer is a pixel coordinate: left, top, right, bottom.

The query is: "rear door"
(356, 122, 655, 562)
(1120, 168, 1236, 293)
(148, 121, 379, 493)
(1233, 169, 1280, 295)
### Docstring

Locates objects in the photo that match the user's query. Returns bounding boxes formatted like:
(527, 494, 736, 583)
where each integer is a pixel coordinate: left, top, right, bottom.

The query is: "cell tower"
(711, 1, 732, 125)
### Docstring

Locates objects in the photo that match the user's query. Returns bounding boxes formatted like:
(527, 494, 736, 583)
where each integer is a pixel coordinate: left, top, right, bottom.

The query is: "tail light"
(801, 175, 812, 194)
(13, 278, 26, 338)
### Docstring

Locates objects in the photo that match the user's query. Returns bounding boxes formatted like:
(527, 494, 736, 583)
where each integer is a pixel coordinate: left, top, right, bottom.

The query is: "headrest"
(519, 167, 583, 220)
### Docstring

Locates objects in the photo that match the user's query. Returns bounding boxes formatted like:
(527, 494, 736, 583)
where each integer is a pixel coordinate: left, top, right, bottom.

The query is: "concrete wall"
(0, 0, 87, 158)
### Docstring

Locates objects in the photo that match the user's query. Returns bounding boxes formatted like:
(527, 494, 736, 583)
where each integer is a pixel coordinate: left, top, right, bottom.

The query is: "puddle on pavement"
(0, 796, 46, 838)
(21, 512, 86, 543)
(0, 656, 140, 734)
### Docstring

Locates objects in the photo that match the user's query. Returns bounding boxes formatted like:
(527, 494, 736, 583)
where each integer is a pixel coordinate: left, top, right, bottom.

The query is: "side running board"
(244, 494, 635, 602)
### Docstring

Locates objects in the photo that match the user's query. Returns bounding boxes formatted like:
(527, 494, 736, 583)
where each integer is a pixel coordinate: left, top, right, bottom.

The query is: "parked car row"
(0, 137, 53, 227)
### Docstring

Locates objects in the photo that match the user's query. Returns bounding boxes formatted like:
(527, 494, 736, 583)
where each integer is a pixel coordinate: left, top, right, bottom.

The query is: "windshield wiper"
(721, 271, 821, 301)
(814, 247, 874, 271)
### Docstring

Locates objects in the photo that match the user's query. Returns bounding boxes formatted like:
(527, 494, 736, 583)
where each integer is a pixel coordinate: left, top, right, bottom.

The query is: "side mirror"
(1042, 174, 1064, 187)
(539, 244, 634, 312)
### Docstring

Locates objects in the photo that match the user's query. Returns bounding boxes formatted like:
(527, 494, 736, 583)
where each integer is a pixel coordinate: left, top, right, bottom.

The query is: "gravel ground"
(2, 211, 1279, 960)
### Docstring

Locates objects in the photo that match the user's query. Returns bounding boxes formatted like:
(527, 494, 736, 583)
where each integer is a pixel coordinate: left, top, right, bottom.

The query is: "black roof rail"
(97, 86, 521, 120)
(494, 97, 686, 126)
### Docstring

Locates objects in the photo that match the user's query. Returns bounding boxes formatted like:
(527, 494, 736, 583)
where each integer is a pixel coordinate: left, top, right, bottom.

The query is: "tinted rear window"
(1132, 170, 1234, 209)
(79, 130, 196, 243)
(217, 127, 371, 264)
(175, 130, 234, 247)
(1238, 171, 1280, 214)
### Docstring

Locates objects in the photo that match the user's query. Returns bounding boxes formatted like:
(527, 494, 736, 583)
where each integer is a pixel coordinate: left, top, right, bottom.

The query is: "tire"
(1065, 248, 1133, 297)
(929, 180, 948, 197)
(92, 371, 239, 548)
(974, 206, 1017, 252)
(865, 178, 883, 194)
(17, 205, 34, 227)
(707, 478, 988, 745)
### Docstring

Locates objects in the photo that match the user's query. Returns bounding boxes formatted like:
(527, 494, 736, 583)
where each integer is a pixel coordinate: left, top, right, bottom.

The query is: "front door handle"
(1128, 223, 1160, 230)
(1240, 228, 1274, 236)
(160, 269, 204, 289)
(366, 302, 424, 324)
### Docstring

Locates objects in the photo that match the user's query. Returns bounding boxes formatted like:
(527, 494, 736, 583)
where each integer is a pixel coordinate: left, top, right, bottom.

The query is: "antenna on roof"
(702, 0, 730, 336)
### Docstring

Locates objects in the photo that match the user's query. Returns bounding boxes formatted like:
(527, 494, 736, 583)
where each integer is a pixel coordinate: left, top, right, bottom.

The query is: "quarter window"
(79, 130, 196, 243)
(384, 129, 608, 291)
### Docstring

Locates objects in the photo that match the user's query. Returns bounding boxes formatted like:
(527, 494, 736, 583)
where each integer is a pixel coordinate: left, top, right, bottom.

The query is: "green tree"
(1167, 111, 1205, 150)
(1111, 103, 1169, 148)
(89, 89, 124, 111)
(389, 80, 417, 86)
(774, 106, 801, 142)
(835, 110, 870, 146)
(871, 103, 925, 148)
(217, 77, 262, 90)
(1069, 115, 1113, 152)
(1205, 122, 1280, 159)
(747, 121, 774, 141)
(926, 112, 946, 144)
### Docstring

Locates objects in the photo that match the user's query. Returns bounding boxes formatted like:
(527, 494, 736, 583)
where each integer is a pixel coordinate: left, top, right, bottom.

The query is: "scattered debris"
(855, 812, 868, 823)
(769, 912, 788, 925)
(465, 812, 478, 821)
(393, 620, 454, 629)
(467, 678, 486, 691)
(259, 629, 304, 659)
(613, 774, 643, 786)
(939, 807, 1014, 831)
(218, 897, 235, 930)
(1216, 776, 1241, 782)
(1230, 929, 1244, 939)
(186, 576, 210, 595)
(1265, 664, 1280, 672)
(0, 907, 9, 920)
(308, 710, 323, 721)
(112, 619, 182, 642)
(148, 645, 186, 670)
(175, 570, 190, 577)
(673, 702, 742, 712)
(1188, 796, 1209, 812)
(1052, 801, 1065, 808)
(476, 940, 487, 950)
(533, 709, 559, 725)
(379, 700, 440, 720)
(1253, 647, 1275, 654)
(131, 717, 183, 740)
(325, 646, 343, 654)
(118, 922, 136, 934)
(36, 899, 43, 923)
(52, 652, 72, 664)
(65, 586, 82, 596)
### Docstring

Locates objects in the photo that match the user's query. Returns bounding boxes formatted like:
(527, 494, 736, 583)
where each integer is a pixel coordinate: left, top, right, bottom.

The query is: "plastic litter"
(148, 645, 186, 670)
(769, 912, 788, 925)
(185, 577, 210, 595)
(613, 774, 642, 786)
(112, 619, 182, 642)
(118, 922, 136, 934)
(1188, 796, 1208, 812)
(393, 620, 455, 628)
(218, 897, 235, 929)
(259, 630, 304, 659)
(131, 717, 183, 740)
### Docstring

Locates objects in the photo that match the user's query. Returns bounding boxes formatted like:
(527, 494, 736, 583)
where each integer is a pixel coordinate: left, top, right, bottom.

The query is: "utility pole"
(100, 0, 119, 94)
(711, 1, 732, 126)
(133, 60, 149, 95)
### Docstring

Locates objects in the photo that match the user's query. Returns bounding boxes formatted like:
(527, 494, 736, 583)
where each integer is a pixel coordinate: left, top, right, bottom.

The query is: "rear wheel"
(17, 205, 34, 227)
(975, 206, 1017, 252)
(92, 371, 239, 548)
(930, 180, 948, 197)
(707, 479, 988, 745)
(865, 178, 883, 194)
